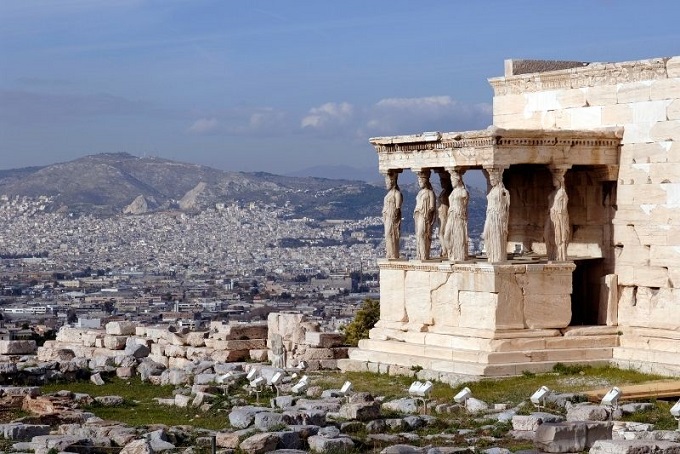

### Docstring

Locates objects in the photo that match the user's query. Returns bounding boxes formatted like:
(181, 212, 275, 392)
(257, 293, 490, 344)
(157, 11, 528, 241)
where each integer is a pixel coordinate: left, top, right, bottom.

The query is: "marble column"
(545, 166, 571, 261)
(482, 166, 510, 263)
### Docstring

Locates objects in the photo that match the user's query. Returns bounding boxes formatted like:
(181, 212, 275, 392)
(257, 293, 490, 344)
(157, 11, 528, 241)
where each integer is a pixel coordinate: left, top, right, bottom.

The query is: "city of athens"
(2, 2, 680, 454)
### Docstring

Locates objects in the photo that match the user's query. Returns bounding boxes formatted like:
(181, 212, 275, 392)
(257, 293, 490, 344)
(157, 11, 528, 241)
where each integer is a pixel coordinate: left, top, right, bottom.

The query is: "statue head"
(416, 170, 431, 189)
(450, 170, 462, 188)
(385, 171, 398, 190)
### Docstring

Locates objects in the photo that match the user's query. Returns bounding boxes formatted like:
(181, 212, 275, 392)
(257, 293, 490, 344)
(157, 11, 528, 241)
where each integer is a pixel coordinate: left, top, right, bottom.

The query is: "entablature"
(370, 126, 623, 175)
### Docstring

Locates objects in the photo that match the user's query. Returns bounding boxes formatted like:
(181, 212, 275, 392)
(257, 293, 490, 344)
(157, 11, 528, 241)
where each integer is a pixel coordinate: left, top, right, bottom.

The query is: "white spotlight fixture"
(670, 399, 680, 430)
(409, 381, 434, 414)
(246, 368, 259, 381)
(270, 371, 284, 397)
(291, 375, 309, 394)
(600, 387, 622, 409)
(297, 361, 308, 370)
(340, 381, 353, 396)
(454, 387, 472, 405)
(530, 386, 551, 409)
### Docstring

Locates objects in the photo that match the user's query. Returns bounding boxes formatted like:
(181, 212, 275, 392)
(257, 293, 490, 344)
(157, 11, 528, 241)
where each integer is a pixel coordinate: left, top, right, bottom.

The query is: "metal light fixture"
(600, 387, 622, 408)
(530, 385, 551, 409)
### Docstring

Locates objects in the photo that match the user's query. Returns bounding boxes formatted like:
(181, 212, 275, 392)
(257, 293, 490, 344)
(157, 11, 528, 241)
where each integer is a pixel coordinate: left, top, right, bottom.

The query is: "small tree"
(341, 298, 380, 347)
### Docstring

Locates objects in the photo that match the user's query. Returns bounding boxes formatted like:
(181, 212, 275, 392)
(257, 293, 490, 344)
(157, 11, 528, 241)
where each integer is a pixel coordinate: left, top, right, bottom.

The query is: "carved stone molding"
(489, 58, 669, 96)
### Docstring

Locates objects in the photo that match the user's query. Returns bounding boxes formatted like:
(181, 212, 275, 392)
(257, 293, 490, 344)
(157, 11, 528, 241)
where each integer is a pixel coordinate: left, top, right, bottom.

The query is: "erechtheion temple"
(341, 56, 680, 380)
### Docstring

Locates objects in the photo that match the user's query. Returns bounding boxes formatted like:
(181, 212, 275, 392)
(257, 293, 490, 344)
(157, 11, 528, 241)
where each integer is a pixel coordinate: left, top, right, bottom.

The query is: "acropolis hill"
(341, 56, 680, 381)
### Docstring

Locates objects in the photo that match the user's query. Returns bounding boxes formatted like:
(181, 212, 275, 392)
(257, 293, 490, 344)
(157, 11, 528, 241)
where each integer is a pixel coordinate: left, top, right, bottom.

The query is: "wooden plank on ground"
(585, 380, 680, 402)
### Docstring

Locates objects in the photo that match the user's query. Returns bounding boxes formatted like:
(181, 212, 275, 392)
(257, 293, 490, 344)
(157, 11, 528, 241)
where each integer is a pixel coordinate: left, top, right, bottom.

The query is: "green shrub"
(341, 298, 380, 346)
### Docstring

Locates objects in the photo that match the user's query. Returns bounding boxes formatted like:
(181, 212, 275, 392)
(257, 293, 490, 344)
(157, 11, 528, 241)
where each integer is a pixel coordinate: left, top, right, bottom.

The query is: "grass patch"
(42, 377, 231, 430)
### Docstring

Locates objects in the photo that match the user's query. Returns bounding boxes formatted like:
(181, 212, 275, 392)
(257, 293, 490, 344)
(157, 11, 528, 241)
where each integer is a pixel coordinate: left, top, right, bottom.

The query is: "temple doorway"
(571, 258, 604, 325)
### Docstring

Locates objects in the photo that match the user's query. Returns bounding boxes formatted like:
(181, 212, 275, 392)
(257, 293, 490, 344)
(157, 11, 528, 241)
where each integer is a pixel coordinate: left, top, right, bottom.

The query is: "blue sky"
(1, 0, 679, 175)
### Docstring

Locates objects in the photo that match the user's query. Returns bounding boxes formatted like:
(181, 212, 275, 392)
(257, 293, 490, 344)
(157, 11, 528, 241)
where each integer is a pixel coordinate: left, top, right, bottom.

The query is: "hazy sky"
(1, 1, 679, 174)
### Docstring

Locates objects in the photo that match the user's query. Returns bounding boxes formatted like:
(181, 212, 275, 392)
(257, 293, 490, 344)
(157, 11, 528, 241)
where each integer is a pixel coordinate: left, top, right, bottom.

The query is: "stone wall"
(490, 56, 680, 373)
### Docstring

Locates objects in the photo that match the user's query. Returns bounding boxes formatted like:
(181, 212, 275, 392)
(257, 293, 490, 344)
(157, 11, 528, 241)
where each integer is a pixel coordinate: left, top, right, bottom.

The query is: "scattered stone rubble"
(2, 317, 680, 453)
(3, 376, 680, 454)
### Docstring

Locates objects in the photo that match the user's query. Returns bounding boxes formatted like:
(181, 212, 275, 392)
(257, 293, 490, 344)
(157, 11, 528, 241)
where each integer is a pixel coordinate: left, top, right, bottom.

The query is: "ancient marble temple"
(340, 56, 680, 381)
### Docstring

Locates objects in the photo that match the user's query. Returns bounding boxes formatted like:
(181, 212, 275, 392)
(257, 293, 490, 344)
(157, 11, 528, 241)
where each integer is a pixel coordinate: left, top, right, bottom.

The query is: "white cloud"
(301, 102, 354, 129)
(298, 96, 491, 140)
(187, 117, 218, 134)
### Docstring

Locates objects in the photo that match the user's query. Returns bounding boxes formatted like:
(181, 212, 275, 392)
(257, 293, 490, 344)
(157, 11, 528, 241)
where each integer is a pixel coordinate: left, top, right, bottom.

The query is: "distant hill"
(0, 153, 487, 227)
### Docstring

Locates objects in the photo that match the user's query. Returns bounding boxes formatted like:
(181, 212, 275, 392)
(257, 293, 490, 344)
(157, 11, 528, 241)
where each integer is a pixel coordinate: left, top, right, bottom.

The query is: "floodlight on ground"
(246, 368, 259, 381)
(409, 380, 434, 414)
(291, 376, 309, 394)
(600, 387, 622, 408)
(530, 386, 551, 409)
(216, 372, 233, 385)
(270, 372, 284, 386)
(340, 381, 353, 396)
(454, 387, 472, 404)
(670, 399, 680, 430)
(297, 361, 308, 370)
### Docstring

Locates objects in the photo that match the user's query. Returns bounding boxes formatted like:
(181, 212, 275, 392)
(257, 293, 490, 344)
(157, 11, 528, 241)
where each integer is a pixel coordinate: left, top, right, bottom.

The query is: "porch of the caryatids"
(482, 166, 510, 263)
(382, 169, 403, 259)
(545, 166, 571, 262)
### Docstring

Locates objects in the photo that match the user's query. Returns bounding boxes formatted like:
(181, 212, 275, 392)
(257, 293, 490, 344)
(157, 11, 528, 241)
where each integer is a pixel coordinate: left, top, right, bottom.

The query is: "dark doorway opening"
(571, 258, 604, 325)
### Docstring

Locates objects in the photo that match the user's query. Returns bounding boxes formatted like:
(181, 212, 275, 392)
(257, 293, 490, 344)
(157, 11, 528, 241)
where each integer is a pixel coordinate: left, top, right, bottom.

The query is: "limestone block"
(404, 270, 433, 326)
(210, 339, 266, 351)
(568, 106, 603, 129)
(524, 295, 571, 329)
(0, 341, 36, 355)
(150, 343, 165, 356)
(602, 104, 633, 126)
(459, 291, 498, 330)
(599, 274, 618, 326)
(135, 327, 146, 336)
(212, 349, 249, 362)
(105, 321, 136, 336)
(165, 333, 186, 346)
(81, 333, 99, 347)
(535, 422, 587, 453)
(525, 90, 561, 112)
(650, 78, 680, 101)
(212, 322, 268, 340)
(164, 345, 187, 358)
(615, 265, 671, 288)
(168, 357, 191, 369)
(495, 273, 524, 330)
(379, 268, 407, 322)
(103, 336, 127, 351)
(305, 332, 344, 348)
(617, 81, 652, 104)
(668, 100, 680, 121)
(650, 245, 680, 267)
(557, 88, 589, 109)
(650, 120, 680, 142)
(56, 328, 90, 343)
(590, 439, 680, 454)
(267, 312, 306, 348)
(621, 122, 653, 144)
(493, 94, 527, 115)
(249, 349, 268, 361)
(614, 244, 650, 266)
(631, 100, 672, 124)
(617, 286, 680, 330)
(431, 271, 460, 328)
(186, 347, 213, 361)
(144, 327, 171, 341)
(586, 85, 618, 106)
(148, 354, 169, 367)
(185, 332, 208, 347)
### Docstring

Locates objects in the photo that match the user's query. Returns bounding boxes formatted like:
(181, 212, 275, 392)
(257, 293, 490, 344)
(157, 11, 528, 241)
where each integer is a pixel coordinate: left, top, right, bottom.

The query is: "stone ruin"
(342, 55, 680, 380)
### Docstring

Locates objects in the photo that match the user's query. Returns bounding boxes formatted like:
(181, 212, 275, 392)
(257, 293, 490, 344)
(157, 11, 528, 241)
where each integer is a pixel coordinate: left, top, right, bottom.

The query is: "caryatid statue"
(444, 168, 469, 261)
(545, 168, 570, 261)
(483, 167, 510, 263)
(413, 169, 436, 260)
(436, 170, 452, 258)
(382, 170, 403, 259)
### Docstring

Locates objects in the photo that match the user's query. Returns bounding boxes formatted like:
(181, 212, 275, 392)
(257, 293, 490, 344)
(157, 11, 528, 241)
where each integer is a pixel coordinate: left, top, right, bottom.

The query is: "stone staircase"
(341, 325, 619, 378)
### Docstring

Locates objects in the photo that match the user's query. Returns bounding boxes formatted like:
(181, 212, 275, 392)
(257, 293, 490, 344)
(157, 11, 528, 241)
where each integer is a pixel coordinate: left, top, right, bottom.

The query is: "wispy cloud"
(186, 107, 291, 136)
(187, 118, 219, 134)
(298, 96, 491, 139)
